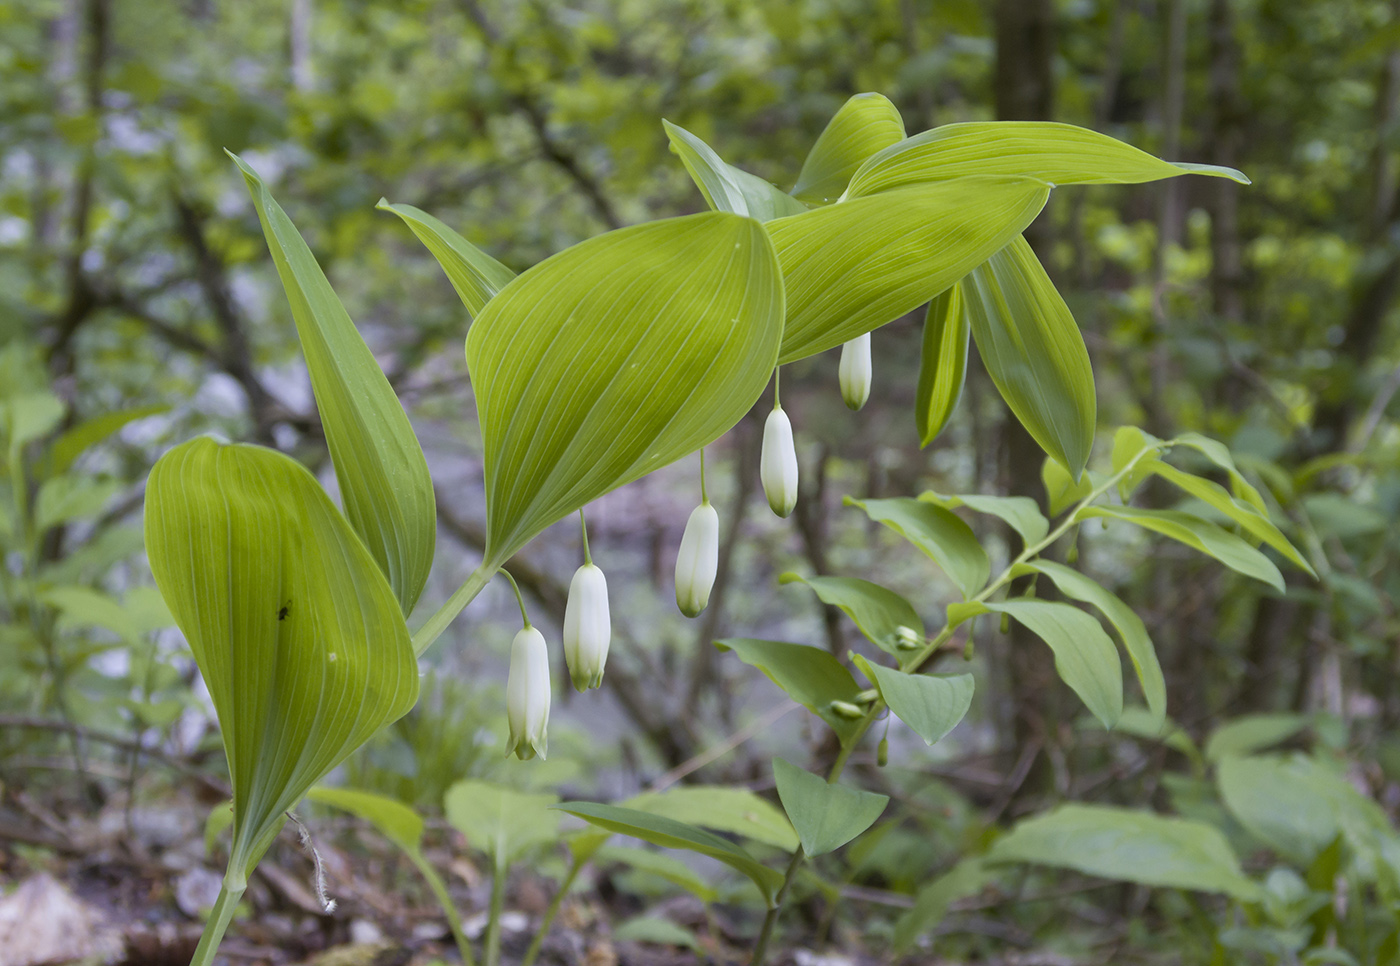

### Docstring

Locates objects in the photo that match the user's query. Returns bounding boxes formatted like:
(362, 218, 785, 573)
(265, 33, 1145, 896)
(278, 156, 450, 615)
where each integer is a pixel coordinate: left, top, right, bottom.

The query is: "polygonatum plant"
(141, 94, 1280, 964)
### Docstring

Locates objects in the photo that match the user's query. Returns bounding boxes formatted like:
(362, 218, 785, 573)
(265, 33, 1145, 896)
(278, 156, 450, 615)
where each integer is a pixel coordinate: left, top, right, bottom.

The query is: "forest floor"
(0, 784, 888, 966)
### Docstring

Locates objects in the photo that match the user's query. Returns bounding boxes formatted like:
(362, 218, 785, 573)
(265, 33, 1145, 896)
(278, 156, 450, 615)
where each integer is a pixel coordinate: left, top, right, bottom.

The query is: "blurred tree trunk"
(994, 0, 1061, 801)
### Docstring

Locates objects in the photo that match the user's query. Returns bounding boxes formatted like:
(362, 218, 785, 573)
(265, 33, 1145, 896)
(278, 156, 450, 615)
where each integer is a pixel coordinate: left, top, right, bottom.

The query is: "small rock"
(173, 867, 224, 918)
(793, 952, 854, 966)
(0, 873, 123, 966)
(349, 920, 384, 945)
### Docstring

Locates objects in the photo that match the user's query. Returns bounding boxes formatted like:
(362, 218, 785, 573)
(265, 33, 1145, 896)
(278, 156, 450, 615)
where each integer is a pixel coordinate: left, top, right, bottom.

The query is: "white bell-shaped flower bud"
(505, 626, 550, 760)
(675, 502, 719, 618)
(761, 406, 799, 518)
(563, 563, 610, 691)
(839, 332, 871, 411)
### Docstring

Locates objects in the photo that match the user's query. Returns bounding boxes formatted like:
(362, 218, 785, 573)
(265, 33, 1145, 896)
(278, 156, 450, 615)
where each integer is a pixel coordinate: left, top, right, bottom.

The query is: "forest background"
(2, 0, 1399, 963)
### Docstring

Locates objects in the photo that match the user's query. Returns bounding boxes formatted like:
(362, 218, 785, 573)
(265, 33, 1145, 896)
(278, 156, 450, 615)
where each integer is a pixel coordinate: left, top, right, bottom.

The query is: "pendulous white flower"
(505, 625, 550, 760)
(761, 405, 799, 517)
(675, 501, 719, 618)
(563, 562, 610, 691)
(839, 332, 872, 411)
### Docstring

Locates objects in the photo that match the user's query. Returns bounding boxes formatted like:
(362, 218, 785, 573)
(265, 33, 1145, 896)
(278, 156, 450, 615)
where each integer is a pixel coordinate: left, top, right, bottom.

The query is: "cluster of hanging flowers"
(504, 513, 613, 761)
(506, 337, 875, 758)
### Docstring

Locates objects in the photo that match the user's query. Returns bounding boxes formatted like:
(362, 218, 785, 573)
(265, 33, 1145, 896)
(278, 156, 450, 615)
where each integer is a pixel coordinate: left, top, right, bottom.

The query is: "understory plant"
(138, 93, 1337, 963)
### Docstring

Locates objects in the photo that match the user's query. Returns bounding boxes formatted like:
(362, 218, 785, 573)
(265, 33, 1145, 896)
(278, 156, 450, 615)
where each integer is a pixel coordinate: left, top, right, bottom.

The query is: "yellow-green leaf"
(769, 178, 1051, 363)
(377, 200, 515, 318)
(662, 120, 808, 221)
(791, 93, 906, 205)
(1075, 505, 1286, 592)
(232, 154, 435, 615)
(1146, 459, 1314, 576)
(915, 286, 970, 446)
(466, 212, 784, 563)
(964, 235, 1096, 480)
(845, 120, 1250, 198)
(145, 438, 418, 880)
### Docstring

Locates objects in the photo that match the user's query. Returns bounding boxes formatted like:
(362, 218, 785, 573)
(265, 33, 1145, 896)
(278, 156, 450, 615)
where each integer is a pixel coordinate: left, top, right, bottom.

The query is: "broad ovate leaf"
(845, 120, 1249, 198)
(145, 438, 418, 880)
(852, 655, 974, 746)
(232, 154, 435, 614)
(769, 177, 1051, 363)
(988, 803, 1262, 901)
(1017, 561, 1166, 727)
(444, 779, 560, 867)
(791, 93, 906, 205)
(778, 572, 923, 655)
(772, 758, 888, 857)
(662, 120, 808, 221)
(378, 200, 516, 318)
(915, 286, 970, 446)
(964, 235, 1096, 480)
(467, 212, 784, 563)
(921, 491, 1049, 548)
(714, 638, 865, 745)
(845, 496, 989, 599)
(975, 599, 1123, 729)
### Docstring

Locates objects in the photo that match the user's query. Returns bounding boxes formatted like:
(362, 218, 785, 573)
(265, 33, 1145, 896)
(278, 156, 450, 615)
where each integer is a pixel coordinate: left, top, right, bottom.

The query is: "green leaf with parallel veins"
(714, 638, 864, 744)
(988, 803, 1262, 901)
(1075, 505, 1285, 592)
(769, 177, 1050, 363)
(845, 497, 989, 599)
(921, 491, 1049, 548)
(915, 286, 970, 446)
(778, 573, 923, 655)
(232, 154, 435, 615)
(1146, 459, 1314, 576)
(1016, 561, 1165, 727)
(663, 120, 808, 221)
(964, 235, 1096, 480)
(976, 599, 1123, 729)
(772, 758, 888, 857)
(791, 93, 906, 205)
(467, 212, 784, 564)
(377, 200, 515, 318)
(445, 780, 560, 866)
(145, 438, 418, 880)
(555, 801, 784, 904)
(845, 120, 1249, 198)
(852, 655, 973, 746)
(625, 786, 798, 852)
